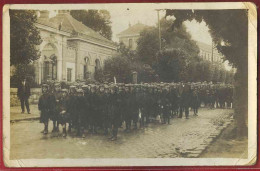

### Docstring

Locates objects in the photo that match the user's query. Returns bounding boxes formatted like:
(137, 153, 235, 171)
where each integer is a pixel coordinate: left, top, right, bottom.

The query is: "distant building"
(33, 10, 117, 84)
(196, 41, 224, 63)
(117, 23, 149, 50)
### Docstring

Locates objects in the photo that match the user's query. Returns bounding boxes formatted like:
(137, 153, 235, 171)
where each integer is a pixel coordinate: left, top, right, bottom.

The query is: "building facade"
(34, 10, 117, 84)
(117, 23, 148, 50)
(196, 41, 224, 63)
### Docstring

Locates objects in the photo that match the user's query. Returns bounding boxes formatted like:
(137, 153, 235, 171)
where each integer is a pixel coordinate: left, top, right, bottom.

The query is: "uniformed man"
(89, 84, 98, 134)
(103, 84, 112, 135)
(161, 86, 171, 124)
(109, 84, 123, 141)
(52, 82, 62, 132)
(73, 88, 86, 137)
(38, 84, 56, 134)
(82, 85, 91, 137)
(179, 82, 191, 119)
(58, 88, 70, 137)
(191, 86, 200, 116)
(124, 84, 132, 132)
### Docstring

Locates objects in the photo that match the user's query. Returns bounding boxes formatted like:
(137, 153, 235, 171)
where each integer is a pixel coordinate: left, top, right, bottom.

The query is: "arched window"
(95, 59, 101, 72)
(42, 43, 58, 82)
(84, 57, 90, 79)
(129, 38, 133, 49)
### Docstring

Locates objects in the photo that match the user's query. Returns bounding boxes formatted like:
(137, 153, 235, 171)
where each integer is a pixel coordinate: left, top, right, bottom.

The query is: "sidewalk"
(10, 105, 40, 122)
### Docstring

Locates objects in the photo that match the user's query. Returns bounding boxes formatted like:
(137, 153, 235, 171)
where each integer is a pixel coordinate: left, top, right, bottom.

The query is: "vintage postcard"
(2, 2, 257, 167)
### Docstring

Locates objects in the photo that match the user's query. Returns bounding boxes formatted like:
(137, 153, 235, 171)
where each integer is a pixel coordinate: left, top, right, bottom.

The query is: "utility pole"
(156, 9, 162, 51)
(211, 40, 214, 63)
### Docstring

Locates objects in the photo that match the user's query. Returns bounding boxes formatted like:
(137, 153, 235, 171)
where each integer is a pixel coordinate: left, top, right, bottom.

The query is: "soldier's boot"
(125, 121, 131, 132)
(178, 108, 183, 118)
(108, 132, 114, 139)
(68, 123, 72, 133)
(41, 125, 45, 133)
(76, 127, 81, 136)
(43, 123, 48, 134)
(133, 122, 137, 130)
(163, 116, 167, 124)
(94, 126, 98, 134)
(185, 108, 189, 119)
(111, 128, 118, 141)
(62, 128, 67, 137)
(104, 128, 109, 135)
(52, 121, 56, 132)
(81, 128, 86, 138)
(56, 122, 60, 132)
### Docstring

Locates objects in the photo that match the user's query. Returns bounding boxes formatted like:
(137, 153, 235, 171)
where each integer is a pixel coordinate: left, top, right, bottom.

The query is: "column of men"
(38, 81, 233, 141)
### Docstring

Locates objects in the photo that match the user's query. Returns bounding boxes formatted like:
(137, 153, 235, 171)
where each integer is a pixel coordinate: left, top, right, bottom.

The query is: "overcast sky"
(108, 8, 213, 44)
(50, 8, 212, 44)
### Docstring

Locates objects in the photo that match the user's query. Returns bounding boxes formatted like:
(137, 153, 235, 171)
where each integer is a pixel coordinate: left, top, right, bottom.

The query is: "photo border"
(1, 1, 258, 169)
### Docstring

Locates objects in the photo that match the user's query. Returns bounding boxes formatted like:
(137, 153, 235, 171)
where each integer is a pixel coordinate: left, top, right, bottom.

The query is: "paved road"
(10, 108, 233, 159)
(10, 105, 39, 122)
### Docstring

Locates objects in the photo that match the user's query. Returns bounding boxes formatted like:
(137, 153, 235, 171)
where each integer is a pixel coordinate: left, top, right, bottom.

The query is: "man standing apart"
(17, 77, 31, 114)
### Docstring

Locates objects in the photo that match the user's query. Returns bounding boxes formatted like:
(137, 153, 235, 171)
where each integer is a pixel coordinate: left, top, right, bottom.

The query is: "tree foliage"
(136, 27, 160, 66)
(10, 64, 36, 88)
(165, 10, 248, 69)
(137, 18, 200, 67)
(156, 49, 188, 82)
(103, 52, 156, 84)
(10, 10, 42, 66)
(165, 9, 248, 136)
(70, 10, 112, 40)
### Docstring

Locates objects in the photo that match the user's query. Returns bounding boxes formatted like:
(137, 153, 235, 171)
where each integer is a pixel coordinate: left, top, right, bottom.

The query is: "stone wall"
(10, 88, 42, 107)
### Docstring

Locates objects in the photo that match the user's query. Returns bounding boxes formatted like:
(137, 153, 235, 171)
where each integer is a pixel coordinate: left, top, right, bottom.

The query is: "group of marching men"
(38, 80, 233, 141)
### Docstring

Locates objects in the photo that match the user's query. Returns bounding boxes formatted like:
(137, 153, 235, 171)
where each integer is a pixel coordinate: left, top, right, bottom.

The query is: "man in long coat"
(17, 77, 31, 114)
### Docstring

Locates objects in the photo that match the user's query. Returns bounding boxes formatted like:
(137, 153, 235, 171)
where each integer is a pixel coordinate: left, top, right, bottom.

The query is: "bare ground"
(200, 121, 248, 158)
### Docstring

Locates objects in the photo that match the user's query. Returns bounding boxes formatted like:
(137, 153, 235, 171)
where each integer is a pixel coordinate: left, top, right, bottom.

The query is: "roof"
(196, 41, 224, 57)
(196, 41, 212, 52)
(37, 13, 116, 48)
(117, 23, 149, 37)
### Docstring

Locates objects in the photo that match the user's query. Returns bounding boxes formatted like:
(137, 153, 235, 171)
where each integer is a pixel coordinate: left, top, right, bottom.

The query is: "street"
(10, 108, 233, 159)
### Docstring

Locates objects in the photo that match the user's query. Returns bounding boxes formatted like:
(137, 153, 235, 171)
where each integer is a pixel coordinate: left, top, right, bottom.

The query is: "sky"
(49, 8, 230, 69)
(50, 9, 213, 44)
(108, 8, 213, 44)
(107, 8, 231, 70)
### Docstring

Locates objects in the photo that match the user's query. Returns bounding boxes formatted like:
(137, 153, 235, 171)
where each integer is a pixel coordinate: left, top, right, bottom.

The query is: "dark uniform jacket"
(17, 81, 31, 99)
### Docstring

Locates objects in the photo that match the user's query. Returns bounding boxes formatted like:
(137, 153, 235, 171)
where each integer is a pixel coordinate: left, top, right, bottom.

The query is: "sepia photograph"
(2, 2, 257, 167)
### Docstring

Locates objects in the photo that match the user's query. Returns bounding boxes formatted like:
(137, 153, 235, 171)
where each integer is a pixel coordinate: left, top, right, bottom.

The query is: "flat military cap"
(82, 85, 89, 90)
(104, 85, 109, 89)
(42, 83, 49, 88)
(76, 89, 84, 93)
(61, 89, 68, 93)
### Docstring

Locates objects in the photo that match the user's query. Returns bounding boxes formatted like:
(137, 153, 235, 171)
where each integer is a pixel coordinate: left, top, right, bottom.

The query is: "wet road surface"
(10, 108, 233, 159)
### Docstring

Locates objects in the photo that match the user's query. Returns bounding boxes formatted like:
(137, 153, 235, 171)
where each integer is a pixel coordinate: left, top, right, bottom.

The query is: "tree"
(136, 18, 200, 67)
(136, 27, 159, 66)
(10, 10, 42, 66)
(10, 64, 36, 88)
(70, 10, 112, 40)
(103, 54, 132, 83)
(156, 49, 188, 82)
(165, 9, 248, 136)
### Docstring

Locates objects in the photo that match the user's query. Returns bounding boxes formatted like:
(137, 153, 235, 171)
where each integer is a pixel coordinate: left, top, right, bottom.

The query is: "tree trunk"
(233, 65, 248, 137)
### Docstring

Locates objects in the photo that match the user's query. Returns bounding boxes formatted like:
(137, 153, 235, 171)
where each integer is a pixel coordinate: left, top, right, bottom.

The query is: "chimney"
(58, 10, 70, 14)
(39, 10, 50, 18)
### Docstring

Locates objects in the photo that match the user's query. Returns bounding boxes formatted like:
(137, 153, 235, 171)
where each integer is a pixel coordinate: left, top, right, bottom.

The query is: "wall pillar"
(75, 47, 81, 80)
(57, 59, 62, 81)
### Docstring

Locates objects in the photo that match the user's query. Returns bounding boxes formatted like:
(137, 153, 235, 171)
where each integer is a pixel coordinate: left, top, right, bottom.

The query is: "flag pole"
(156, 9, 162, 51)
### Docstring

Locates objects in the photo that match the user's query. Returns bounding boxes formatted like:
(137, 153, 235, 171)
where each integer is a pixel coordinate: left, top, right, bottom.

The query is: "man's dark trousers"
(20, 96, 30, 113)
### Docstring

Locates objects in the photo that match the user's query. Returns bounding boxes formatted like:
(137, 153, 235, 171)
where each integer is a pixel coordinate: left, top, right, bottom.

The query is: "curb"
(10, 117, 40, 123)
